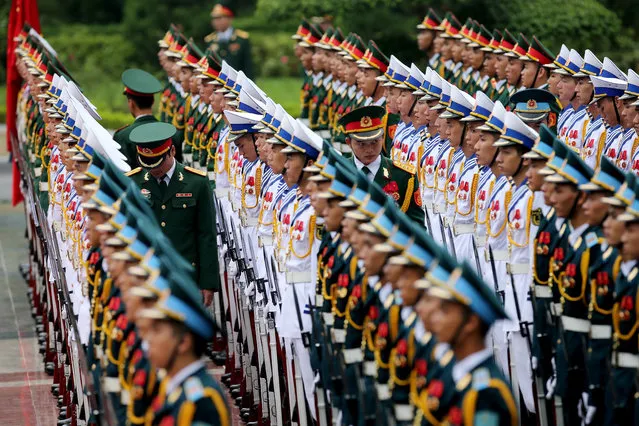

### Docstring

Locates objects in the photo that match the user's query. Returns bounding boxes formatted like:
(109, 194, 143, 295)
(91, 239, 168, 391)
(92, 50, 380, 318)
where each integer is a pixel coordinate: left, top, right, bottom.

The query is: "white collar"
(353, 154, 382, 181)
(217, 27, 234, 41)
(165, 359, 206, 397)
(135, 113, 153, 120)
(452, 347, 493, 383)
(368, 275, 380, 288)
(621, 260, 637, 276)
(568, 223, 589, 246)
(162, 159, 177, 182)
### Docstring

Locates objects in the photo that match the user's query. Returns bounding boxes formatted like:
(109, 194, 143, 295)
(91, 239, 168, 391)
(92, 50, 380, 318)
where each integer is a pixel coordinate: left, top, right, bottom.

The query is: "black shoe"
(58, 410, 67, 420)
(45, 363, 54, 376)
(211, 352, 227, 366)
(221, 373, 232, 385)
(57, 419, 71, 425)
(234, 396, 242, 406)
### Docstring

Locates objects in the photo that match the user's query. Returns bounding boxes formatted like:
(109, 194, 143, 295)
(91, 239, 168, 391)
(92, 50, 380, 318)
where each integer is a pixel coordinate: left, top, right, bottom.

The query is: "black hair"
(170, 320, 208, 358)
(126, 93, 154, 110)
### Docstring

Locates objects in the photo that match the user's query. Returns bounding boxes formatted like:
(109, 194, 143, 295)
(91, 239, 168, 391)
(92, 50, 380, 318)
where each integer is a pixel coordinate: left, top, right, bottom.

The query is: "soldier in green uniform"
(428, 261, 519, 426)
(205, 0, 254, 79)
(520, 36, 555, 91)
(338, 105, 425, 224)
(138, 269, 230, 425)
(416, 8, 442, 69)
(113, 69, 164, 168)
(510, 88, 562, 133)
(126, 122, 220, 297)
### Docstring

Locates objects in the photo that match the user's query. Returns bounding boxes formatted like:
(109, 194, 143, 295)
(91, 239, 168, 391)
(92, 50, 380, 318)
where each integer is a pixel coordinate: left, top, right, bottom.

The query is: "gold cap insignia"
(360, 116, 372, 128)
(527, 99, 537, 109)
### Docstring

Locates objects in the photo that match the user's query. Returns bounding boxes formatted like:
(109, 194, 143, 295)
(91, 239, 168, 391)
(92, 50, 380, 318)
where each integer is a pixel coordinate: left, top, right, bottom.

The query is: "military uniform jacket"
(359, 155, 424, 224)
(419, 133, 442, 212)
(602, 124, 624, 164)
(486, 175, 512, 268)
(616, 128, 638, 171)
(113, 115, 159, 168)
(149, 362, 231, 426)
(206, 28, 253, 79)
(415, 342, 457, 425)
(444, 351, 518, 426)
(474, 167, 496, 246)
(127, 162, 220, 290)
(557, 105, 575, 141)
(565, 105, 590, 152)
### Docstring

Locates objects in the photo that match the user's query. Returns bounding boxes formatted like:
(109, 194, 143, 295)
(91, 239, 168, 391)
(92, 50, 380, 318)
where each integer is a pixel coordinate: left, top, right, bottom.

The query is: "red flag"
(7, 0, 41, 206)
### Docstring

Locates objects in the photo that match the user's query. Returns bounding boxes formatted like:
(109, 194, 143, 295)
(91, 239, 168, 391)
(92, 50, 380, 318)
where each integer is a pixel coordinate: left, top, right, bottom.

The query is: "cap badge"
(360, 116, 373, 128)
(140, 147, 153, 155)
(527, 99, 537, 109)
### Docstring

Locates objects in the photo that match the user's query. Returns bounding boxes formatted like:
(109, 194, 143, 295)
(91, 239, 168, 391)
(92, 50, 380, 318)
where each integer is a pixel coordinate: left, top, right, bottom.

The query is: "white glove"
(578, 392, 587, 419)
(579, 392, 597, 425)
(532, 356, 538, 372)
(545, 357, 557, 399)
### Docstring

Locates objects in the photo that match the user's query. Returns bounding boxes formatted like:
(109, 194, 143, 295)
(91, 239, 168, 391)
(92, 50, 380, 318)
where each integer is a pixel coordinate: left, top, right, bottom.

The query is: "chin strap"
(613, 100, 621, 126)
(530, 63, 540, 88)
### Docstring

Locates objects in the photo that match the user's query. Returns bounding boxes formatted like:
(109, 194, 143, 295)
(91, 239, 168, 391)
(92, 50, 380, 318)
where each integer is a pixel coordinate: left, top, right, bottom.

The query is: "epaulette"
(471, 367, 492, 390)
(114, 124, 129, 133)
(125, 167, 142, 177)
(185, 166, 207, 177)
(234, 29, 249, 39)
(183, 376, 205, 402)
(204, 32, 217, 43)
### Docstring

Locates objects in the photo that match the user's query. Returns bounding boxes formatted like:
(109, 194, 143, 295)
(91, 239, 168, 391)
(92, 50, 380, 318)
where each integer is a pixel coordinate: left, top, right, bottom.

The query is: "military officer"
(205, 0, 254, 79)
(126, 122, 220, 297)
(337, 105, 425, 224)
(113, 69, 165, 168)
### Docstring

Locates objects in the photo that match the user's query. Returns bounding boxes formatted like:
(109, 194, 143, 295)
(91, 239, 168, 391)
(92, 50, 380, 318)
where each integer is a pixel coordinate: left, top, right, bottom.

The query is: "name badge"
(176, 193, 193, 198)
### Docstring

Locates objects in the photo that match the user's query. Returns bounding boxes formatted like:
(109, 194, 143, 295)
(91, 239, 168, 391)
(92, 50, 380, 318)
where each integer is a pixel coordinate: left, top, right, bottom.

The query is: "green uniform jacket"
(113, 115, 158, 168)
(151, 364, 230, 426)
(366, 155, 425, 224)
(127, 162, 220, 290)
(205, 28, 254, 79)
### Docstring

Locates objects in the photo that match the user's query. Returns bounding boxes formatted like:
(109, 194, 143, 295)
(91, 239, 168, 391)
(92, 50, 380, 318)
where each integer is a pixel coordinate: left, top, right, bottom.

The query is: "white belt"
(120, 389, 130, 405)
(39, 181, 49, 191)
(322, 313, 334, 326)
(317, 130, 331, 139)
(433, 203, 446, 214)
(612, 352, 639, 368)
(551, 302, 563, 317)
(340, 144, 352, 154)
(243, 217, 258, 227)
(103, 377, 121, 392)
(394, 404, 414, 421)
(475, 235, 487, 247)
(590, 324, 612, 339)
(258, 235, 273, 246)
(454, 223, 474, 235)
(561, 316, 590, 333)
(485, 249, 508, 262)
(364, 361, 377, 377)
(208, 171, 215, 181)
(507, 262, 529, 275)
(315, 295, 324, 307)
(214, 188, 229, 198)
(34, 167, 42, 177)
(534, 285, 552, 299)
(376, 384, 390, 400)
(332, 328, 346, 344)
(286, 271, 311, 283)
(343, 348, 363, 364)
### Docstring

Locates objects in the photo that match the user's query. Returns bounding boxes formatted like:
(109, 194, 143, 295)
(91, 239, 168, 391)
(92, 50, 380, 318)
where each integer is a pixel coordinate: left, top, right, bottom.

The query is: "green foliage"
(251, 32, 298, 77)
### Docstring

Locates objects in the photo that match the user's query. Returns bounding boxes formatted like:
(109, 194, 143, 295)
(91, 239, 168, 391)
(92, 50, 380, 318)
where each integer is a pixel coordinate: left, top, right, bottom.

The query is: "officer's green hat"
(344, 34, 366, 62)
(177, 39, 204, 68)
(357, 40, 390, 74)
(130, 122, 177, 168)
(468, 25, 493, 49)
(375, 208, 414, 254)
(390, 223, 437, 268)
(327, 28, 345, 51)
(496, 29, 517, 55)
(522, 36, 555, 65)
(429, 262, 509, 327)
(455, 18, 473, 41)
(417, 8, 441, 30)
(504, 33, 530, 59)
(365, 198, 399, 238)
(440, 13, 462, 39)
(211, 0, 235, 19)
(198, 51, 223, 83)
(356, 180, 388, 221)
(523, 124, 556, 160)
(337, 105, 386, 142)
(510, 88, 561, 124)
(312, 148, 339, 182)
(139, 272, 219, 340)
(603, 172, 636, 207)
(298, 23, 322, 48)
(317, 28, 335, 51)
(341, 168, 368, 210)
(545, 148, 594, 186)
(580, 156, 625, 193)
(540, 138, 570, 176)
(292, 18, 312, 41)
(121, 69, 163, 97)
(481, 29, 502, 53)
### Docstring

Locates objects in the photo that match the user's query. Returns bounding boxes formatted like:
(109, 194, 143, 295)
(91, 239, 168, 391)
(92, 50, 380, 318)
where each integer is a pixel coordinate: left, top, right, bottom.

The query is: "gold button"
(191, 262, 196, 267)
(162, 205, 166, 210)
(161, 221, 166, 227)
(183, 204, 187, 208)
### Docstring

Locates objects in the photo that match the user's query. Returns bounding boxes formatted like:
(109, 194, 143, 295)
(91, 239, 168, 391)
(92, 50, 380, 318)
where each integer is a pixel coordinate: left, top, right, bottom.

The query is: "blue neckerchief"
(557, 104, 575, 131)
(278, 185, 298, 221)
(260, 164, 274, 197)
(420, 133, 441, 167)
(242, 158, 259, 175)
(478, 166, 494, 190)
(460, 154, 477, 178)
(488, 175, 510, 205)
(291, 194, 312, 224)
(604, 124, 623, 153)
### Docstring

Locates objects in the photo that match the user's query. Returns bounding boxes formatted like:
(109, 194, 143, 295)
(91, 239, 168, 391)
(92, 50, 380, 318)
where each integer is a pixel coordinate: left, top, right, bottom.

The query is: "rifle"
(270, 256, 282, 305)
(308, 298, 330, 426)
(438, 214, 449, 252)
(447, 225, 457, 259)
(423, 206, 433, 237)
(471, 234, 483, 276)
(263, 246, 279, 307)
(488, 245, 505, 306)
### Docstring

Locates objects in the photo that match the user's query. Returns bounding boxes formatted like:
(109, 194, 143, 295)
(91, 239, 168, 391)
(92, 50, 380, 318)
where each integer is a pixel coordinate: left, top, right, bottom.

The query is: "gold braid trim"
(401, 177, 415, 212)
